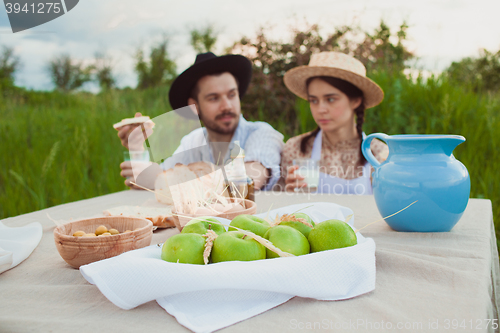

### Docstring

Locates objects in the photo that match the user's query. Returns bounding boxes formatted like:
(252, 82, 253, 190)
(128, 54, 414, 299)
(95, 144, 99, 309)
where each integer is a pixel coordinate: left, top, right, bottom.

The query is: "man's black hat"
(169, 52, 253, 119)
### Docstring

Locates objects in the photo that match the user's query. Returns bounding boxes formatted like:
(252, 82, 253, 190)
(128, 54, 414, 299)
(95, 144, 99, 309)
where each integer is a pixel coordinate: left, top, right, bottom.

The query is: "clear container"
(226, 177, 255, 202)
(225, 141, 255, 201)
(293, 159, 320, 192)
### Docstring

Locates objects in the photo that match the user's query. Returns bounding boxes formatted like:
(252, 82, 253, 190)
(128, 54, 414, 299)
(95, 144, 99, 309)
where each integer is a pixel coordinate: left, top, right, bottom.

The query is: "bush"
(94, 52, 116, 90)
(445, 48, 500, 93)
(0, 45, 21, 87)
(48, 54, 93, 91)
(135, 39, 177, 89)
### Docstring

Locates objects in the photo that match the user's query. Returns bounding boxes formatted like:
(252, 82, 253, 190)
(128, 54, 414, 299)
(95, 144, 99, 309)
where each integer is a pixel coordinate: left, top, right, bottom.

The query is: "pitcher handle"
(362, 133, 390, 169)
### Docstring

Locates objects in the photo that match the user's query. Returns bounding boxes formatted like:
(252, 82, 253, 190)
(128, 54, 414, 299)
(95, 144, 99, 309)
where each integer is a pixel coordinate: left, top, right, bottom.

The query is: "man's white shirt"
(159, 115, 284, 190)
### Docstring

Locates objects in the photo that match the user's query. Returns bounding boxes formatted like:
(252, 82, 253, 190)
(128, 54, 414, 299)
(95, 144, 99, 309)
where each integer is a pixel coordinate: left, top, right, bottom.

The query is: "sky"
(1, 0, 499, 91)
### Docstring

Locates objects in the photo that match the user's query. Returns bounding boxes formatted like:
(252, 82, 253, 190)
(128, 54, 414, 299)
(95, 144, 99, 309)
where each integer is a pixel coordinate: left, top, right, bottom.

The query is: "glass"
(123, 150, 150, 162)
(225, 178, 255, 202)
(123, 150, 151, 180)
(293, 159, 320, 192)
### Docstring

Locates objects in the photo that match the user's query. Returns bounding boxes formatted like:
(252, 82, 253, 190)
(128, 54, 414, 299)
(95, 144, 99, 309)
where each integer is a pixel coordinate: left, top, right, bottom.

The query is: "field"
(0, 87, 172, 217)
(1, 72, 499, 244)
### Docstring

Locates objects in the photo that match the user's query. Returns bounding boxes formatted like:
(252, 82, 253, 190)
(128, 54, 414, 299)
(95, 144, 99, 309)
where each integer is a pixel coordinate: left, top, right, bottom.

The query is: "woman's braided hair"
(300, 76, 367, 165)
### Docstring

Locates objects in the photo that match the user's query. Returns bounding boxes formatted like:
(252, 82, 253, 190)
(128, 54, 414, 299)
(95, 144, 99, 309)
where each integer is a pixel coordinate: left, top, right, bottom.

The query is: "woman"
(280, 51, 388, 194)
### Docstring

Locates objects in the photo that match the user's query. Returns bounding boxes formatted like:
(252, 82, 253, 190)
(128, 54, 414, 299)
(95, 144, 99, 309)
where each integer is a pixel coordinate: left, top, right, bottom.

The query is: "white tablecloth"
(0, 190, 498, 333)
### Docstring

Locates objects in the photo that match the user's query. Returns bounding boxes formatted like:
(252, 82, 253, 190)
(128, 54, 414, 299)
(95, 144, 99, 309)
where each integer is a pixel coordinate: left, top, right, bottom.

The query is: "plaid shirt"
(160, 115, 284, 190)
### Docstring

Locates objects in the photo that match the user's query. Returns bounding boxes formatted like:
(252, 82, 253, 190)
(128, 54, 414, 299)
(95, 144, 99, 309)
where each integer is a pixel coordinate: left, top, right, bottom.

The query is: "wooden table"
(0, 190, 498, 332)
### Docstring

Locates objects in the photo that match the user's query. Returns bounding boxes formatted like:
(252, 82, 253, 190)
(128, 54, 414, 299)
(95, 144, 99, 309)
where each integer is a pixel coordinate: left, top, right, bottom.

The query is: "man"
(117, 52, 284, 190)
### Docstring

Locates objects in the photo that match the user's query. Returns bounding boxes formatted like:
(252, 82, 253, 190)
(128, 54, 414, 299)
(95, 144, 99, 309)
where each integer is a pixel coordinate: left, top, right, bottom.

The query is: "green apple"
(279, 212, 316, 238)
(229, 214, 270, 237)
(308, 219, 357, 252)
(161, 233, 206, 264)
(211, 231, 266, 263)
(181, 216, 226, 235)
(263, 225, 310, 259)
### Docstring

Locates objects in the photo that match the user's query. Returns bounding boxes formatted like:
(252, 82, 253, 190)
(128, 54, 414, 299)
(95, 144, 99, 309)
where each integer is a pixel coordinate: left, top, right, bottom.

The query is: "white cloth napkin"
(0, 221, 43, 274)
(80, 202, 376, 333)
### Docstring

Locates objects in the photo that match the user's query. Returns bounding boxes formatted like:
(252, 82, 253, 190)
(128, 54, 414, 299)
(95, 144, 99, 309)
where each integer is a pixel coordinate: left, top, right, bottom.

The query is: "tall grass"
(288, 71, 500, 239)
(0, 87, 172, 218)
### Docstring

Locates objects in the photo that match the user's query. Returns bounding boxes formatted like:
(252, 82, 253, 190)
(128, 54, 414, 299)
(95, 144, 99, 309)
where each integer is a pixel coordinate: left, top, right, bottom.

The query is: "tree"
(0, 46, 21, 87)
(446, 48, 500, 93)
(227, 24, 352, 127)
(190, 25, 218, 53)
(227, 21, 414, 128)
(135, 38, 177, 89)
(94, 52, 115, 90)
(48, 54, 92, 92)
(354, 21, 413, 73)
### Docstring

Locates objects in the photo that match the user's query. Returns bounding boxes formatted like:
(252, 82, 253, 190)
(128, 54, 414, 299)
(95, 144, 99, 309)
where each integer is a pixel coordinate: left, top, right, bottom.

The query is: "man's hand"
(120, 161, 162, 190)
(116, 112, 154, 150)
(120, 161, 141, 190)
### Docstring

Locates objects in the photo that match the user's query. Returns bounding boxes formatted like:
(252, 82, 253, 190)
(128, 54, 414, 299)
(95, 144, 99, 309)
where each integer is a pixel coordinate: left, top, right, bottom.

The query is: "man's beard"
(198, 107, 239, 136)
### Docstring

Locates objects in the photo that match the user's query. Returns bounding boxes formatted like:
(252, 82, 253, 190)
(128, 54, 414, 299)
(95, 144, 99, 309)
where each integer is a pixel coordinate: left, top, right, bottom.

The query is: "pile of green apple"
(161, 213, 358, 265)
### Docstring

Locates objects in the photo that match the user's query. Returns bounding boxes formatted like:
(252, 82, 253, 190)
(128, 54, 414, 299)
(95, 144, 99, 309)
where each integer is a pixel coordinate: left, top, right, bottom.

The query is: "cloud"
(1, 0, 499, 90)
(106, 13, 128, 30)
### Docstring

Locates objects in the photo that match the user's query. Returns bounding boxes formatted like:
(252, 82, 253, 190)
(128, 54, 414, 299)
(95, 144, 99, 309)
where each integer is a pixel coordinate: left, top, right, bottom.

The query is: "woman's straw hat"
(284, 52, 384, 108)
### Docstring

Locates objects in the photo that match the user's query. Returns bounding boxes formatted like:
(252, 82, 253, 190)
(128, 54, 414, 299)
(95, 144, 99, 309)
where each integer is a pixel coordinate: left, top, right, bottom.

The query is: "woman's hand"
(284, 165, 307, 192)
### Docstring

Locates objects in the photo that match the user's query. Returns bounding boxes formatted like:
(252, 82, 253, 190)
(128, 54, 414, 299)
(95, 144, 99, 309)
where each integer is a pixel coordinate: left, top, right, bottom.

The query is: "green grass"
(1, 73, 499, 246)
(0, 86, 173, 218)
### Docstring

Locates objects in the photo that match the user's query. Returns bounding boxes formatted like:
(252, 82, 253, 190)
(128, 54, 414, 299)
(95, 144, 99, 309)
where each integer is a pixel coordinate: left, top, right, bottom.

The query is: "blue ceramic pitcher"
(362, 134, 470, 232)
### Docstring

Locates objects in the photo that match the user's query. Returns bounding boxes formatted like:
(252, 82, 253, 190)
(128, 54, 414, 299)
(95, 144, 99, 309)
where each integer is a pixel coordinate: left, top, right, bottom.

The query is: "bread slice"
(113, 116, 152, 129)
(103, 206, 175, 228)
(155, 165, 197, 206)
(187, 161, 215, 178)
(154, 162, 225, 206)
